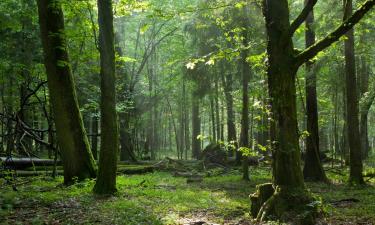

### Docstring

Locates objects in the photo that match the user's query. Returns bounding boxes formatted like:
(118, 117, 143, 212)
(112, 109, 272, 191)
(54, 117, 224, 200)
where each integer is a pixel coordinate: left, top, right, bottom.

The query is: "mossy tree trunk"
(93, 0, 119, 195)
(253, 0, 374, 222)
(302, 0, 328, 182)
(343, 0, 364, 185)
(36, 0, 97, 184)
(240, 76, 250, 181)
(239, 29, 251, 180)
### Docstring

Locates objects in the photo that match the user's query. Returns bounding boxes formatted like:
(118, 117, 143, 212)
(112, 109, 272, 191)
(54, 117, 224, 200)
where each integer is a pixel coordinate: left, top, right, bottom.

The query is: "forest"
(0, 0, 374, 224)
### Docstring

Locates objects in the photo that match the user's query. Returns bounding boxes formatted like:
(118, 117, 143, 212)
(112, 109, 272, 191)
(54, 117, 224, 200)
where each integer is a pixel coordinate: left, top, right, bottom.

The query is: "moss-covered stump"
(250, 184, 322, 225)
(250, 183, 274, 217)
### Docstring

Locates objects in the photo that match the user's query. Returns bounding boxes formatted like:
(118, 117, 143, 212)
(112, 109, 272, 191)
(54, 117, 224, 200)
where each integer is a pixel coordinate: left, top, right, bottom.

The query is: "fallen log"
(0, 170, 63, 177)
(117, 165, 154, 175)
(0, 157, 61, 170)
(186, 175, 203, 183)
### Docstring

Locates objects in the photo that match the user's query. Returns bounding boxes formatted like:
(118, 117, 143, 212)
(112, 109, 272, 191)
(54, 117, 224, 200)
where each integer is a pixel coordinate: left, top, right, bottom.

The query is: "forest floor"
(0, 162, 374, 225)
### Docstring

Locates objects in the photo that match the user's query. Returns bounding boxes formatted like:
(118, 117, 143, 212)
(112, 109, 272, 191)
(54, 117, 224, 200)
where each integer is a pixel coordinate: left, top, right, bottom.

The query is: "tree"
(343, 0, 365, 185)
(239, 31, 250, 181)
(191, 88, 201, 159)
(359, 57, 372, 158)
(36, 0, 97, 184)
(93, 0, 119, 195)
(302, 0, 328, 182)
(252, 0, 374, 222)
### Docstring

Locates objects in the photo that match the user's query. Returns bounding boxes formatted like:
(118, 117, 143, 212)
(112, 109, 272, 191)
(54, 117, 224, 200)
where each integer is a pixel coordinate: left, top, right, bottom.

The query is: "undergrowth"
(0, 165, 374, 225)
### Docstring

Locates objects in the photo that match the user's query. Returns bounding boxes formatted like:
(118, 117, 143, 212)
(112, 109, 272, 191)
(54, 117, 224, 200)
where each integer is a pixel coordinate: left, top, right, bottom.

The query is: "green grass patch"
(0, 165, 374, 224)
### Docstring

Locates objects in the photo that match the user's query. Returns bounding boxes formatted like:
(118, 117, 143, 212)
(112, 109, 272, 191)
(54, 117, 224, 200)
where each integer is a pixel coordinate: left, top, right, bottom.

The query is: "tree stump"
(249, 183, 274, 218)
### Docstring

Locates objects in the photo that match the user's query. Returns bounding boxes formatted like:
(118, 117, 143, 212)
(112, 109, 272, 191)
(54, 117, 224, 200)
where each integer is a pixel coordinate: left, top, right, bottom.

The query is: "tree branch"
(295, 0, 375, 66)
(289, 0, 318, 37)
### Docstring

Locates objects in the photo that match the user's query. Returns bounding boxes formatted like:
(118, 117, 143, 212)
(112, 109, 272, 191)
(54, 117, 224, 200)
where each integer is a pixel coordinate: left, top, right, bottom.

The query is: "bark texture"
(239, 30, 250, 180)
(302, 0, 328, 182)
(36, 0, 97, 184)
(343, 0, 364, 185)
(94, 0, 119, 194)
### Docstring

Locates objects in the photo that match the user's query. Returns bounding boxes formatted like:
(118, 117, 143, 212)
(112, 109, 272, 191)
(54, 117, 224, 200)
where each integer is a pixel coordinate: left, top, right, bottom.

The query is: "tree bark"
(119, 112, 137, 161)
(343, 0, 364, 185)
(302, 0, 328, 182)
(36, 0, 97, 184)
(239, 29, 250, 173)
(90, 113, 98, 160)
(222, 70, 237, 156)
(359, 57, 369, 159)
(94, 0, 119, 194)
(191, 93, 201, 159)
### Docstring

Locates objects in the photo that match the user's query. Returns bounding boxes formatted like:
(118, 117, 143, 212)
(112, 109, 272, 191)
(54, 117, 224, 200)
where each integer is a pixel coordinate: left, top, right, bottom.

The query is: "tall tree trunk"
(191, 93, 201, 159)
(90, 113, 98, 160)
(5, 77, 14, 155)
(359, 57, 369, 159)
(223, 71, 237, 156)
(238, 28, 250, 166)
(253, 1, 313, 222)
(214, 78, 221, 140)
(253, 0, 374, 219)
(94, 0, 119, 194)
(183, 78, 190, 159)
(240, 41, 250, 179)
(119, 112, 136, 161)
(209, 94, 216, 142)
(341, 85, 350, 164)
(333, 82, 339, 164)
(343, 0, 364, 185)
(36, 0, 97, 184)
(302, 0, 327, 182)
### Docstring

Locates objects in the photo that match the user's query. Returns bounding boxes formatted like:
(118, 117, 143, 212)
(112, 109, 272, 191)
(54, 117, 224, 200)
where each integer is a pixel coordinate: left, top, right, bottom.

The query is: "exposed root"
(250, 183, 323, 225)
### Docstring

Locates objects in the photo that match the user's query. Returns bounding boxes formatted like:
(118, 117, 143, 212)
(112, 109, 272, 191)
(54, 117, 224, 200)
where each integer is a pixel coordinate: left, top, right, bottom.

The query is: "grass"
(0, 165, 374, 225)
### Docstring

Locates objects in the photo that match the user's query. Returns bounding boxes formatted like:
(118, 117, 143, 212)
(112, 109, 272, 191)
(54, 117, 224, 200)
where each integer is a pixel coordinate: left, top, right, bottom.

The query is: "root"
(250, 183, 323, 225)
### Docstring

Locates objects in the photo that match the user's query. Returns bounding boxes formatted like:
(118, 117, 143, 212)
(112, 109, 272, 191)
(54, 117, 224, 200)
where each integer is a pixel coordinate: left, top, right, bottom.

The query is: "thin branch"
(295, 0, 375, 66)
(131, 27, 178, 90)
(20, 81, 47, 113)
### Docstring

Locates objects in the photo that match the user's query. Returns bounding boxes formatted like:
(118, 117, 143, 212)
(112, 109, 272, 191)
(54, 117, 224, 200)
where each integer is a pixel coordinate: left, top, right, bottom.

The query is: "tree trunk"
(5, 76, 15, 156)
(253, 1, 316, 223)
(90, 113, 98, 160)
(253, 0, 375, 219)
(94, 0, 119, 194)
(214, 78, 221, 141)
(359, 57, 369, 159)
(183, 78, 190, 159)
(191, 93, 201, 159)
(240, 65, 250, 180)
(119, 112, 137, 161)
(36, 0, 97, 184)
(302, 0, 327, 182)
(239, 30, 250, 171)
(222, 70, 237, 156)
(209, 94, 216, 142)
(343, 0, 364, 185)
